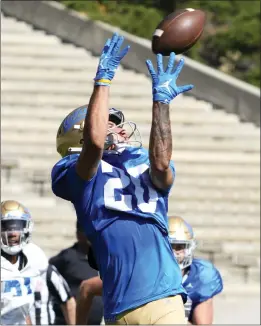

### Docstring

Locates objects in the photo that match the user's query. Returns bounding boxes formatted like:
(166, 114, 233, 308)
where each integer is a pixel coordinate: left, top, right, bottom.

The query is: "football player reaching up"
(1, 200, 35, 325)
(51, 32, 194, 325)
(169, 216, 223, 324)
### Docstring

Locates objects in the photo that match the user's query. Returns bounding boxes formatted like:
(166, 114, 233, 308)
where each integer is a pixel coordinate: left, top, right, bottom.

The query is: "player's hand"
(146, 52, 194, 104)
(94, 33, 130, 86)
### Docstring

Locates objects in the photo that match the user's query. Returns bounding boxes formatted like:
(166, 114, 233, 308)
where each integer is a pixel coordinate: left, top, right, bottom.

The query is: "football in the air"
(152, 8, 206, 56)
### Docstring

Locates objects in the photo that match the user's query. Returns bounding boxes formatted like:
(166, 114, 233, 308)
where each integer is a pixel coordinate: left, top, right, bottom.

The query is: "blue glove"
(94, 33, 130, 86)
(146, 53, 194, 104)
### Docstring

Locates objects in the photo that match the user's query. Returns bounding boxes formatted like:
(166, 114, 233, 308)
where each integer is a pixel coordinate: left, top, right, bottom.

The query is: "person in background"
(25, 258, 76, 325)
(1, 199, 76, 325)
(1, 200, 36, 325)
(169, 216, 223, 325)
(49, 222, 103, 325)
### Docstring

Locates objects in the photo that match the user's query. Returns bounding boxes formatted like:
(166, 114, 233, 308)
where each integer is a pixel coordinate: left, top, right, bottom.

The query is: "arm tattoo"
(149, 102, 172, 169)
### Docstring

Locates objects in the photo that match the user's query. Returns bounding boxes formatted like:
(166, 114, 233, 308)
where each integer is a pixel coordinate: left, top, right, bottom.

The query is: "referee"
(33, 264, 75, 325)
(49, 222, 103, 325)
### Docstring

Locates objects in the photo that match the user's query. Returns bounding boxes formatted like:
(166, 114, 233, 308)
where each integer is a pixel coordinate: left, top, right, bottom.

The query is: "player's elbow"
(151, 161, 170, 173)
(79, 280, 94, 299)
(149, 166, 174, 191)
(157, 163, 170, 172)
(150, 152, 171, 172)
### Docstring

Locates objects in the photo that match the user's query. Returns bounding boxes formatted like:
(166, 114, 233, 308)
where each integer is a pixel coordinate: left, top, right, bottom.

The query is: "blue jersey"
(51, 147, 186, 320)
(183, 258, 223, 323)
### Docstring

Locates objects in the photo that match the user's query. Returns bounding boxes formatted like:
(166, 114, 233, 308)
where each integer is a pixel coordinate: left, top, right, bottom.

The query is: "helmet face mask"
(1, 201, 33, 256)
(168, 216, 196, 270)
(104, 120, 142, 153)
(56, 105, 142, 157)
(170, 239, 196, 270)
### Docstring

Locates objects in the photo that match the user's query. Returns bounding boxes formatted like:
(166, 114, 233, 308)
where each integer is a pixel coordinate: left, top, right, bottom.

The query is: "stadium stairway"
(1, 13, 260, 293)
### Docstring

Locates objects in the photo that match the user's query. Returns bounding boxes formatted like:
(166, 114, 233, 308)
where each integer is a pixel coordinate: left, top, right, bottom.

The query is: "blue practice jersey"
(183, 258, 223, 323)
(52, 147, 186, 320)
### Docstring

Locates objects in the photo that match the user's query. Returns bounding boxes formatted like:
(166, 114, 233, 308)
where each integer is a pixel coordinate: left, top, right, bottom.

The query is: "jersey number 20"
(102, 161, 159, 213)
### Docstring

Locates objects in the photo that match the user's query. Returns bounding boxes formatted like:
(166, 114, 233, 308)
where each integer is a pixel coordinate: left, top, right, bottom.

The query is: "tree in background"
(61, 0, 260, 87)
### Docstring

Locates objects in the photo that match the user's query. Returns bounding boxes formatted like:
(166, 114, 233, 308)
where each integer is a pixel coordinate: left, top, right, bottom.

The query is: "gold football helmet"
(56, 105, 141, 157)
(1, 200, 33, 255)
(169, 216, 196, 269)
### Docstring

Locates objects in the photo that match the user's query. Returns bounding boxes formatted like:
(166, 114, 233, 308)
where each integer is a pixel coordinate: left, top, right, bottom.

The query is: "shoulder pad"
(51, 154, 79, 181)
(23, 243, 48, 273)
(185, 258, 223, 304)
(51, 154, 80, 200)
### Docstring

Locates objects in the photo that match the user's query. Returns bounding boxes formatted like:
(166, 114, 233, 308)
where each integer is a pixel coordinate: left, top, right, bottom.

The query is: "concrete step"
(31, 218, 260, 241)
(222, 242, 260, 255)
(2, 158, 259, 189)
(1, 33, 62, 45)
(2, 44, 91, 58)
(3, 191, 259, 224)
(187, 215, 260, 227)
(1, 17, 34, 32)
(174, 175, 260, 189)
(195, 241, 260, 260)
(193, 226, 260, 241)
(2, 155, 259, 178)
(33, 226, 75, 241)
(1, 182, 53, 198)
(32, 231, 74, 248)
(248, 267, 260, 283)
(0, 98, 222, 116)
(214, 295, 260, 324)
(1, 55, 102, 70)
(2, 136, 259, 157)
(217, 264, 250, 283)
(1, 67, 151, 85)
(2, 122, 259, 146)
(2, 181, 259, 227)
(5, 121, 257, 145)
(1, 94, 217, 113)
(1, 26, 38, 34)
(232, 253, 260, 267)
(32, 235, 74, 253)
(2, 107, 255, 136)
(0, 94, 166, 111)
(1, 105, 243, 126)
(168, 200, 259, 215)
(2, 176, 259, 203)
(0, 195, 57, 209)
(171, 187, 259, 203)
(218, 266, 259, 285)
(4, 132, 259, 153)
(2, 80, 153, 98)
(172, 163, 260, 176)
(21, 202, 260, 228)
(3, 143, 260, 167)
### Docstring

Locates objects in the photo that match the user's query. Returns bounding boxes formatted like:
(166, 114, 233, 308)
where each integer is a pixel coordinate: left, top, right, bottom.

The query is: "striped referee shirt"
(32, 264, 72, 325)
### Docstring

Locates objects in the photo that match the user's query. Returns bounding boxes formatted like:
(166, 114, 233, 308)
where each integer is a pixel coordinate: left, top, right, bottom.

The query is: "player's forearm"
(76, 86, 109, 180)
(76, 277, 102, 324)
(83, 86, 109, 150)
(25, 315, 32, 325)
(61, 297, 76, 325)
(76, 291, 94, 324)
(192, 299, 213, 324)
(149, 101, 172, 170)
